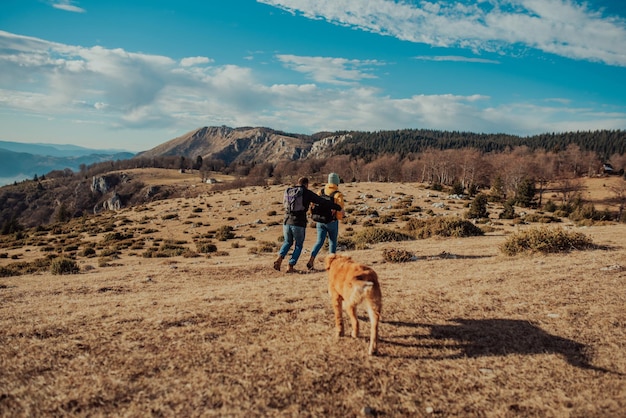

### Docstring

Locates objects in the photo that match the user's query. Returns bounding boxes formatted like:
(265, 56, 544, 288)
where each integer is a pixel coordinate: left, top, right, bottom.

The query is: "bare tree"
(400, 154, 424, 183)
(321, 155, 354, 184)
(532, 149, 557, 207)
(489, 146, 535, 198)
(556, 178, 584, 207)
(457, 148, 485, 192)
(608, 181, 626, 221)
(363, 155, 401, 182)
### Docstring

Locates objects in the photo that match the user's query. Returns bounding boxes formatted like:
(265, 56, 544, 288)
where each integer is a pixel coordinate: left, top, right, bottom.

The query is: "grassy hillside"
(0, 176, 624, 417)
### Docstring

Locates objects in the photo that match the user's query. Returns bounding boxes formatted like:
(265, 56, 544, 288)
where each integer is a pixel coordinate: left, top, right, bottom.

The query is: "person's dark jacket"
(284, 186, 341, 227)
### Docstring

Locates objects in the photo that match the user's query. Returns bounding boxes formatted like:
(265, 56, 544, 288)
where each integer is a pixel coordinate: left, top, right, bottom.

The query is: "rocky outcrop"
(90, 173, 129, 194)
(91, 176, 111, 194)
(308, 134, 351, 159)
(102, 193, 122, 211)
(135, 126, 341, 165)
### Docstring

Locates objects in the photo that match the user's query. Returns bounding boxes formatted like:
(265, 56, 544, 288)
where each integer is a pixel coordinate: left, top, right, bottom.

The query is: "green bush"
(196, 241, 218, 253)
(0, 266, 20, 277)
(543, 200, 557, 212)
(568, 203, 611, 223)
(405, 217, 484, 239)
(247, 240, 279, 254)
(215, 225, 235, 241)
(348, 227, 414, 250)
(523, 213, 560, 223)
(500, 227, 594, 255)
(142, 240, 187, 258)
(382, 248, 416, 263)
(102, 232, 133, 242)
(80, 247, 97, 257)
(465, 194, 489, 219)
(499, 198, 516, 220)
(50, 258, 80, 275)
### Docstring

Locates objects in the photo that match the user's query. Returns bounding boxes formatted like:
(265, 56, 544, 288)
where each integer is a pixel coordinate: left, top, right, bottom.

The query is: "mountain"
(135, 126, 347, 164)
(0, 140, 129, 158)
(135, 126, 626, 167)
(0, 141, 135, 186)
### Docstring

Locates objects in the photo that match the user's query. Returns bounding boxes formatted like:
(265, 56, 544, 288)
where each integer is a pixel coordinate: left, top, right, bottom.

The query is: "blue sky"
(1, 0, 626, 152)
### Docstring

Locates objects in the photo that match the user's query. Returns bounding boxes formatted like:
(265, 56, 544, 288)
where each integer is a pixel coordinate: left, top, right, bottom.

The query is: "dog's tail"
(355, 274, 376, 295)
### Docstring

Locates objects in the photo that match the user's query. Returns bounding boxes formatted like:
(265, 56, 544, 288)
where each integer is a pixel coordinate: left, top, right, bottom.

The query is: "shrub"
(568, 203, 611, 223)
(337, 236, 356, 250)
(196, 241, 218, 253)
(405, 217, 484, 239)
(349, 227, 414, 250)
(80, 247, 97, 257)
(50, 258, 80, 275)
(499, 199, 516, 220)
(0, 266, 20, 277)
(430, 182, 443, 191)
(500, 227, 594, 255)
(515, 178, 536, 207)
(543, 200, 557, 212)
(382, 248, 416, 263)
(377, 214, 395, 224)
(247, 240, 279, 254)
(451, 181, 464, 195)
(523, 213, 560, 223)
(215, 225, 235, 241)
(142, 240, 187, 258)
(103, 232, 133, 242)
(465, 194, 489, 219)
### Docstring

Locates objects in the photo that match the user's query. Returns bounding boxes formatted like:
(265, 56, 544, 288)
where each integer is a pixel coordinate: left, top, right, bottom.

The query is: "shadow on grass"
(383, 318, 622, 375)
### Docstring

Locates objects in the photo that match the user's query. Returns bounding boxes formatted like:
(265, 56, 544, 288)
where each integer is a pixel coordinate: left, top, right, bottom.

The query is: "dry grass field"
(1, 171, 625, 417)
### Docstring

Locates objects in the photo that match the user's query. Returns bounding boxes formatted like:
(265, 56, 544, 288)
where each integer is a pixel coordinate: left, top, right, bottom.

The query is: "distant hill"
(0, 141, 135, 186)
(135, 126, 346, 165)
(0, 140, 129, 158)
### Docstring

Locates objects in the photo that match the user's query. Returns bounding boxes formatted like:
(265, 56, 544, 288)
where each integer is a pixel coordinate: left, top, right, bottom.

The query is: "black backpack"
(283, 186, 306, 213)
(310, 189, 339, 223)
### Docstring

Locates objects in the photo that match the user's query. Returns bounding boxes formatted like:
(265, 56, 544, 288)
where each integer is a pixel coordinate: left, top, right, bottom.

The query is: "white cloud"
(50, 1, 85, 13)
(259, 0, 626, 66)
(0, 30, 624, 148)
(180, 56, 212, 67)
(414, 55, 500, 64)
(276, 55, 381, 85)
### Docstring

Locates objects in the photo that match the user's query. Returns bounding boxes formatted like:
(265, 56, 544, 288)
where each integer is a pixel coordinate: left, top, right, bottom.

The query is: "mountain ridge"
(135, 126, 347, 165)
(0, 143, 135, 186)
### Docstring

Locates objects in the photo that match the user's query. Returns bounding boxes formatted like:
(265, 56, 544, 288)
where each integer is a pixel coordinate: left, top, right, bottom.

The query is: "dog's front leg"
(332, 293, 344, 337)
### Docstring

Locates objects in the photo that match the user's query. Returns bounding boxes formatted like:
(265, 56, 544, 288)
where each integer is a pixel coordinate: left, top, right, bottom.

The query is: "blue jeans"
(310, 220, 339, 258)
(279, 224, 306, 266)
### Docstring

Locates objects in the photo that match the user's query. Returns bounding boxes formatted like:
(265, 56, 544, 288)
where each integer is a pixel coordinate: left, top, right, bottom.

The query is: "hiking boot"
(273, 256, 283, 271)
(306, 256, 315, 270)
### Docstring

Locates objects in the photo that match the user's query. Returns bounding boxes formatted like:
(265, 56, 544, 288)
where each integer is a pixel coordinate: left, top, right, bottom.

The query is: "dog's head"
(324, 254, 338, 271)
(324, 254, 354, 271)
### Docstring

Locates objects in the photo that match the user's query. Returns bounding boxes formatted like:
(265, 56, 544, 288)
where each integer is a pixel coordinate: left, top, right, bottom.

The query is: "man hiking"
(274, 177, 342, 273)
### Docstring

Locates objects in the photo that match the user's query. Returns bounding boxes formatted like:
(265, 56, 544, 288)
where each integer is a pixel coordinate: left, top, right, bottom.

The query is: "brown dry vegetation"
(1, 174, 625, 417)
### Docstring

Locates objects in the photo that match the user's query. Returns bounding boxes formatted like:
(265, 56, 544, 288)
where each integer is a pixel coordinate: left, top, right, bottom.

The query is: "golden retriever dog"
(325, 254, 382, 355)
